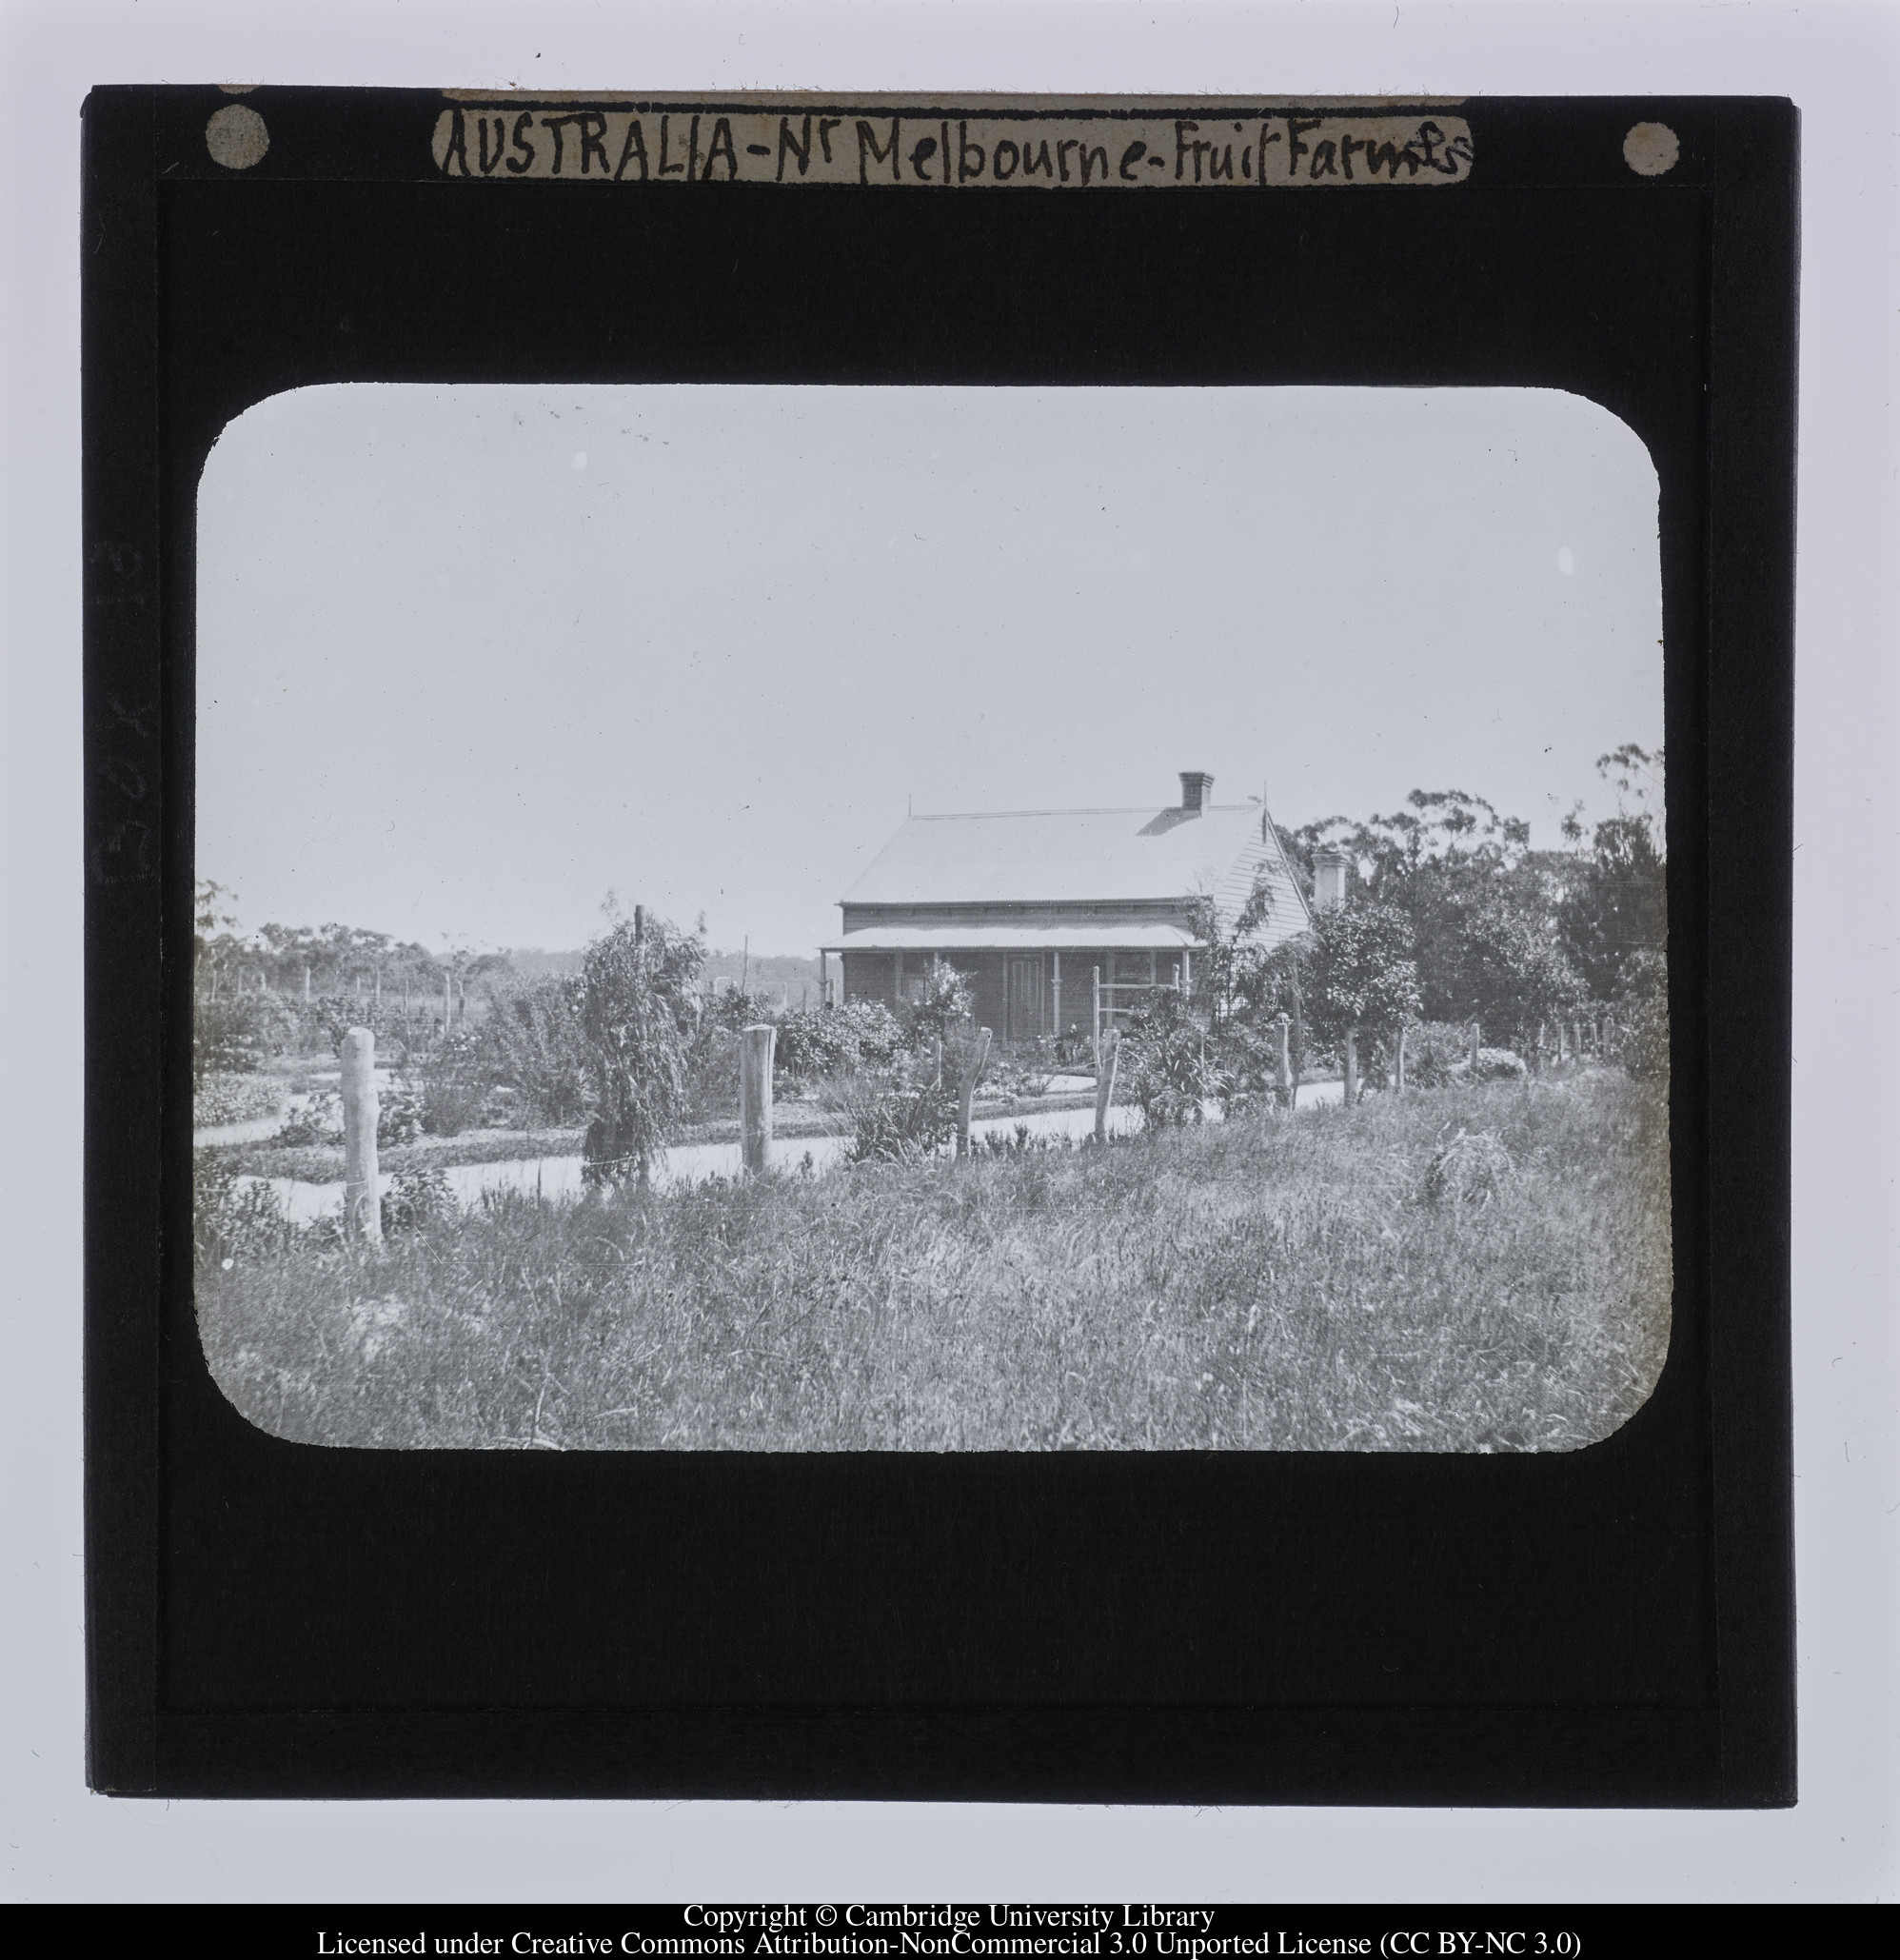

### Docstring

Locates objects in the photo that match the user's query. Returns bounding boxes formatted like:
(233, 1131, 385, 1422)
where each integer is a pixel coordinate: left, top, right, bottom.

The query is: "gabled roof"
(840, 802, 1313, 947)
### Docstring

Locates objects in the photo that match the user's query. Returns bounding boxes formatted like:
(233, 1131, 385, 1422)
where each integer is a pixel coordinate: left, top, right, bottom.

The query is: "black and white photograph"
(21, 0, 1879, 1890)
(192, 381, 1671, 1454)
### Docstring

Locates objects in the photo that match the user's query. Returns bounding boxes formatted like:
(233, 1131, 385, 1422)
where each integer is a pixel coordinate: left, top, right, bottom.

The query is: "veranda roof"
(821, 922, 1199, 955)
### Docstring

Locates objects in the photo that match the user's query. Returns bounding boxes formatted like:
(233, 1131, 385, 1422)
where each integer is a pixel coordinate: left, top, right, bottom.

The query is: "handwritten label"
(431, 105, 1474, 188)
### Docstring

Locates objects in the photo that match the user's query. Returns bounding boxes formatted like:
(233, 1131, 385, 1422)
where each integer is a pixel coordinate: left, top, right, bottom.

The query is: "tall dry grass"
(197, 1071, 1671, 1453)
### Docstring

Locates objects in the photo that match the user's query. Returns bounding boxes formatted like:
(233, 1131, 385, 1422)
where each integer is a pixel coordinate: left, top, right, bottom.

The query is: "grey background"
(3, 0, 1892, 1906)
(197, 384, 1661, 957)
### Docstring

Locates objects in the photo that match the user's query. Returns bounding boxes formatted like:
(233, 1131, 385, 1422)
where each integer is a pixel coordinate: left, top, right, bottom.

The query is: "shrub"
(841, 1075, 959, 1165)
(1204, 1020, 1289, 1115)
(1122, 991, 1219, 1130)
(382, 1161, 455, 1235)
(473, 978, 592, 1126)
(824, 1044, 962, 1166)
(683, 1022, 744, 1123)
(1371, 1023, 1526, 1090)
(274, 1090, 343, 1147)
(1395, 1021, 1477, 1089)
(413, 1030, 488, 1137)
(769, 1000, 903, 1092)
(194, 1072, 286, 1128)
(965, 1045, 1039, 1099)
(193, 1151, 295, 1265)
(1613, 946, 1669, 1083)
(1466, 1047, 1528, 1083)
(1421, 1127, 1515, 1208)
(900, 960, 976, 1052)
(299, 994, 415, 1063)
(577, 911, 704, 1185)
(378, 1087, 425, 1147)
(193, 990, 297, 1079)
(973, 1121, 1074, 1160)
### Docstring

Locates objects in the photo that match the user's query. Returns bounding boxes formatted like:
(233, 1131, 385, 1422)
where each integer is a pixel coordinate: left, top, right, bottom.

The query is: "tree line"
(1170, 744, 1667, 1108)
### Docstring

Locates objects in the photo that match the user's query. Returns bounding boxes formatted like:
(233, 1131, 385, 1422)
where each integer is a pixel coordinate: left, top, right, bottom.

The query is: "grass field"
(197, 1070, 1672, 1453)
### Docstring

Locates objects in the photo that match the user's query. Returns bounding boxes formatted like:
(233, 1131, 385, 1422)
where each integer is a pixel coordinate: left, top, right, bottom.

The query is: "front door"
(1005, 957, 1044, 1045)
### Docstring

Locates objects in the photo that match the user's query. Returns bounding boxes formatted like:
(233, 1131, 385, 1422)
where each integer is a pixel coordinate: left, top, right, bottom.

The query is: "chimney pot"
(1179, 770, 1214, 813)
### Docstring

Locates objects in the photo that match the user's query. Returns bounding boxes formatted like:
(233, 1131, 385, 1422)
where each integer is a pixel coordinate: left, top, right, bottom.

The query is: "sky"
(197, 383, 1663, 957)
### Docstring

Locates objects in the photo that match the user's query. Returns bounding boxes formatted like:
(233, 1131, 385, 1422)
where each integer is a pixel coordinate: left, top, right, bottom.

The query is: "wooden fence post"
(956, 1027, 992, 1158)
(1094, 1027, 1121, 1143)
(1092, 966, 1101, 1068)
(1394, 1022, 1407, 1094)
(1275, 1015, 1292, 1111)
(1468, 1020, 1481, 1077)
(341, 1026, 382, 1244)
(1343, 1028, 1359, 1107)
(740, 1023, 776, 1175)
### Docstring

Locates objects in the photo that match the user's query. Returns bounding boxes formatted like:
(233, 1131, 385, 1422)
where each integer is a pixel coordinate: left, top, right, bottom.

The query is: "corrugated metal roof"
(821, 922, 1199, 954)
(844, 804, 1259, 903)
(839, 802, 1313, 948)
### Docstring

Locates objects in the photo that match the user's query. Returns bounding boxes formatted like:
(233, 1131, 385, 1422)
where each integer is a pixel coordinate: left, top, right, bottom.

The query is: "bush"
(972, 1121, 1075, 1160)
(1613, 947, 1669, 1083)
(269, 1083, 424, 1147)
(411, 1028, 490, 1137)
(823, 1047, 961, 1166)
(421, 1078, 490, 1138)
(683, 1022, 744, 1123)
(1368, 1023, 1526, 1090)
(473, 978, 592, 1126)
(577, 911, 703, 1186)
(274, 1090, 343, 1147)
(382, 1161, 455, 1235)
(1421, 1127, 1516, 1208)
(193, 1151, 295, 1266)
(1122, 992, 1219, 1130)
(194, 990, 297, 1079)
(1204, 1020, 1289, 1115)
(1395, 1021, 1476, 1089)
(1466, 1047, 1528, 1083)
(842, 1077, 959, 1165)
(378, 1087, 425, 1147)
(769, 1000, 903, 1092)
(298, 994, 416, 1063)
(900, 960, 976, 1051)
(193, 1072, 286, 1128)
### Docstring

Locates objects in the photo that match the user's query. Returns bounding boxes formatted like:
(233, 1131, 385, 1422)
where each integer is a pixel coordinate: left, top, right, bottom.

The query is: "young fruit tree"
(577, 907, 705, 1186)
(1180, 872, 1277, 1030)
(1305, 901, 1423, 1105)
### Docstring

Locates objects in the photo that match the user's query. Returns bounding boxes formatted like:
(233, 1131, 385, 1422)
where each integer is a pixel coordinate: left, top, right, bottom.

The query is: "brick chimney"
(1179, 770, 1214, 814)
(1313, 847, 1350, 913)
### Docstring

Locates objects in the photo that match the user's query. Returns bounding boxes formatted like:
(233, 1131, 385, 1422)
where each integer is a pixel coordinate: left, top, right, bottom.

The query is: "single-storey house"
(820, 771, 1313, 1048)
